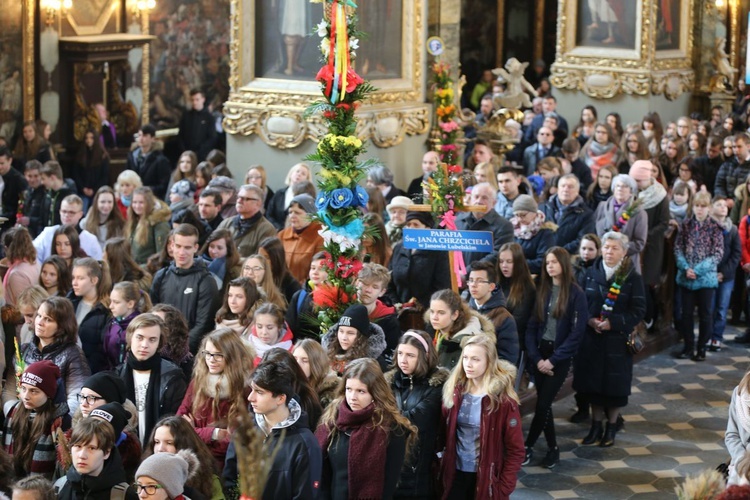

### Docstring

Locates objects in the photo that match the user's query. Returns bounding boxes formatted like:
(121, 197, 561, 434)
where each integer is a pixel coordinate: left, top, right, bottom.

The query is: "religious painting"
(148, 0, 231, 129)
(0, 0, 25, 146)
(656, 0, 681, 51)
(254, 0, 402, 82)
(575, 0, 639, 52)
(222, 0, 427, 149)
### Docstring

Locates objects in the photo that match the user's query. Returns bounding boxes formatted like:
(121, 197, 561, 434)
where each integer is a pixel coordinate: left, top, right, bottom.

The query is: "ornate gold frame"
(551, 0, 695, 100)
(23, 0, 35, 120)
(223, 0, 430, 149)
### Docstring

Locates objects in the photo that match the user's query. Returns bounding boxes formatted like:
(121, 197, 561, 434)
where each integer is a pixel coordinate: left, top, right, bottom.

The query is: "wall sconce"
(40, 0, 72, 26)
(132, 0, 157, 19)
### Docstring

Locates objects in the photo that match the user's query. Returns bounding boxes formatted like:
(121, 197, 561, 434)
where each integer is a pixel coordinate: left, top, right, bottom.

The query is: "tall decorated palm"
(305, 0, 378, 333)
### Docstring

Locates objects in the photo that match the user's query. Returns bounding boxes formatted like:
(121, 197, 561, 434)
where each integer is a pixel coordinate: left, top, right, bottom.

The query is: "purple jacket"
(103, 312, 139, 370)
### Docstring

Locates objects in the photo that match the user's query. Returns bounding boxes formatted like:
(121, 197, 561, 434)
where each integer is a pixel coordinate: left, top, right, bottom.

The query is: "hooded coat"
(440, 382, 525, 500)
(55, 449, 137, 500)
(429, 310, 497, 371)
(386, 367, 449, 498)
(129, 201, 171, 265)
(151, 258, 220, 353)
(468, 290, 520, 365)
(321, 321, 388, 374)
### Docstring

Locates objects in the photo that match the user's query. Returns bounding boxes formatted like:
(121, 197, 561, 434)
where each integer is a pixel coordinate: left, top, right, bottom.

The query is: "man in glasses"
(116, 313, 187, 445)
(55, 417, 137, 500)
(466, 260, 519, 365)
(151, 223, 219, 354)
(217, 184, 277, 258)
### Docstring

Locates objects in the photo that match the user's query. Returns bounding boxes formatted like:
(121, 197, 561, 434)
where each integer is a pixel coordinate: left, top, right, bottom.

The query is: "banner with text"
(402, 228, 494, 252)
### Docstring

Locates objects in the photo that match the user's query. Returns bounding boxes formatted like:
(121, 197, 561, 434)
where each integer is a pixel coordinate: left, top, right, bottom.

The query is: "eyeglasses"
(467, 279, 491, 285)
(202, 350, 225, 361)
(237, 196, 261, 203)
(244, 266, 264, 272)
(76, 393, 105, 405)
(132, 484, 164, 496)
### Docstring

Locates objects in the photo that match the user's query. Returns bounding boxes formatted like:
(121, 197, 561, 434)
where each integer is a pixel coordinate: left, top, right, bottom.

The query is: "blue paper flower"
(330, 188, 354, 209)
(353, 184, 369, 207)
(316, 193, 330, 211)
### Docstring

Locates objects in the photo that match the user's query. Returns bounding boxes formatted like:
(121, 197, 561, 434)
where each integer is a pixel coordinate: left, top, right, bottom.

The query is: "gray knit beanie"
(512, 194, 538, 214)
(135, 449, 198, 498)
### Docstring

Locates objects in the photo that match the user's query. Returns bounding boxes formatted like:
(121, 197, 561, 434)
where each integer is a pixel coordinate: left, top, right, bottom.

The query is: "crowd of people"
(1, 83, 750, 498)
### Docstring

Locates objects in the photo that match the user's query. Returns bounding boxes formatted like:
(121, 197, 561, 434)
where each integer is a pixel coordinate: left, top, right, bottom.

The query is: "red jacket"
(177, 380, 251, 470)
(440, 386, 525, 500)
(740, 215, 750, 266)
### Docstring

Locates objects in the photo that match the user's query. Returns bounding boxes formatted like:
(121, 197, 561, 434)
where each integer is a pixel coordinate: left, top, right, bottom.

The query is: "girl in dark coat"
(497, 243, 536, 357)
(439, 335, 525, 500)
(388, 211, 451, 309)
(575, 232, 646, 448)
(69, 258, 112, 374)
(315, 358, 416, 500)
(523, 247, 588, 469)
(386, 331, 449, 498)
(73, 130, 110, 211)
(103, 282, 153, 370)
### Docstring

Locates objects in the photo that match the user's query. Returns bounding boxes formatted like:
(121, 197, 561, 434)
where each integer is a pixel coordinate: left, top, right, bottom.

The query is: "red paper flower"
(336, 257, 363, 278)
(447, 164, 462, 174)
(312, 284, 341, 309)
(336, 102, 352, 111)
(345, 67, 364, 93)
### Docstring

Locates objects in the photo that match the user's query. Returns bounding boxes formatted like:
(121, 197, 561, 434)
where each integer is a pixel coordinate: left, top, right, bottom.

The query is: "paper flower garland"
(305, 0, 378, 333)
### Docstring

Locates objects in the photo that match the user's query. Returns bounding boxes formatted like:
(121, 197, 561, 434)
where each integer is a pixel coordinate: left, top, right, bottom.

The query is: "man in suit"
(523, 126, 561, 177)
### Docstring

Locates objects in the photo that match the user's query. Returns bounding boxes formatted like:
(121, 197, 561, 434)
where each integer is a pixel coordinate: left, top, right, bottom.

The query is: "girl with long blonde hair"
(440, 335, 524, 498)
(241, 254, 286, 308)
(124, 187, 171, 265)
(177, 328, 255, 470)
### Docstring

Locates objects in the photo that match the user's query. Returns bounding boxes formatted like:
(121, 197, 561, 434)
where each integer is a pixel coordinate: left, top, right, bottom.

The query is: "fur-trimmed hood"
(384, 365, 450, 388)
(146, 200, 172, 226)
(423, 308, 497, 344)
(321, 321, 388, 360)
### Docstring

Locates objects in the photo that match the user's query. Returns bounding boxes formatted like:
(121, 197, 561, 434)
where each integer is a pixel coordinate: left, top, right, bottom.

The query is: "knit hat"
(290, 194, 316, 214)
(20, 360, 60, 399)
(83, 372, 127, 404)
(629, 160, 653, 181)
(207, 176, 236, 192)
(512, 194, 538, 214)
(386, 196, 414, 213)
(170, 179, 196, 199)
(136, 450, 198, 498)
(338, 304, 370, 336)
(405, 211, 434, 229)
(90, 402, 131, 437)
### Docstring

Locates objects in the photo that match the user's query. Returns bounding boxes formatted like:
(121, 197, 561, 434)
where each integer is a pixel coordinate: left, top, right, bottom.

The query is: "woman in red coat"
(177, 328, 254, 470)
(440, 335, 525, 500)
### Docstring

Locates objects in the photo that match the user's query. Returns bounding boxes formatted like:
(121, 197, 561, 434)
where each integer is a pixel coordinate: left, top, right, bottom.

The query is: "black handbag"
(626, 328, 645, 355)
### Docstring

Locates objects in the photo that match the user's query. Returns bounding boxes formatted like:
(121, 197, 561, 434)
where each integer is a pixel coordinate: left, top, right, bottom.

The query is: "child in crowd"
(248, 303, 294, 365)
(321, 304, 388, 375)
(103, 281, 153, 370)
(3, 360, 71, 478)
(668, 180, 693, 237)
(214, 276, 263, 337)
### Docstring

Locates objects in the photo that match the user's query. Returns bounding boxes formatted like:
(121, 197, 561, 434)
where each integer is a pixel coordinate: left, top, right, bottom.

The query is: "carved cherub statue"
(492, 58, 538, 109)
(711, 37, 737, 92)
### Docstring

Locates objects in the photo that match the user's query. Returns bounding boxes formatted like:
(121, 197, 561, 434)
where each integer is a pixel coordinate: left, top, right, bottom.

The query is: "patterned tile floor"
(512, 325, 749, 499)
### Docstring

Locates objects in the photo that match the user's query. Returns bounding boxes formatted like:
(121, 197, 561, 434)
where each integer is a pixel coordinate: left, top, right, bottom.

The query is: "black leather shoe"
(672, 349, 691, 359)
(692, 349, 706, 362)
(735, 333, 750, 344)
(582, 421, 603, 445)
(615, 414, 625, 432)
(570, 408, 590, 424)
(600, 422, 616, 447)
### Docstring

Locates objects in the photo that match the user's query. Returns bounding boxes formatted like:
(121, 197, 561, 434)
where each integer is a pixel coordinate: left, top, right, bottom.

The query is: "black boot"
(615, 413, 625, 432)
(600, 422, 616, 447)
(582, 420, 603, 445)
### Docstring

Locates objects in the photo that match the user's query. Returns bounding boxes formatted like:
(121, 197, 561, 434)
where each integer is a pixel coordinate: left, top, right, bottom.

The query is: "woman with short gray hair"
(574, 229, 646, 448)
(367, 165, 406, 203)
(594, 174, 648, 272)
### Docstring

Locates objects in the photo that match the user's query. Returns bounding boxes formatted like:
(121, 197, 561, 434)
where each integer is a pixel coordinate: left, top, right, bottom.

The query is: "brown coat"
(278, 222, 324, 284)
